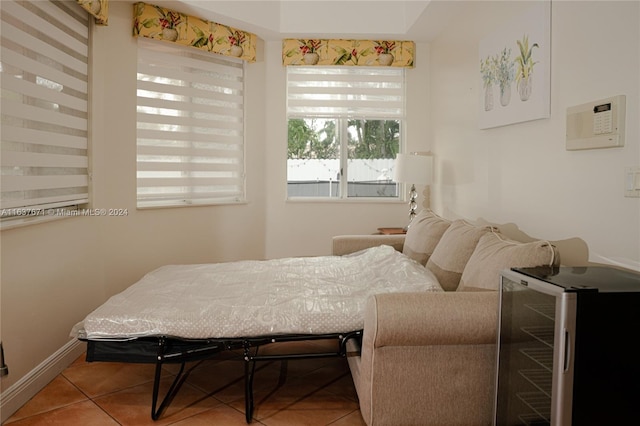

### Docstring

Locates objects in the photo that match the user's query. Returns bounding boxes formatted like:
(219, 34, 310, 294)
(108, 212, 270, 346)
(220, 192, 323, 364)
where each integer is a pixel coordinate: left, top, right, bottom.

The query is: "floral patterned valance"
(77, 0, 108, 25)
(283, 39, 414, 67)
(133, 3, 257, 63)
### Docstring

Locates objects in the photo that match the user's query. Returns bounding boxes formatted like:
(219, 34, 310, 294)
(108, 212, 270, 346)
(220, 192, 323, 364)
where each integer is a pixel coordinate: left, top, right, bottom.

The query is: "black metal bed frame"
(83, 330, 362, 423)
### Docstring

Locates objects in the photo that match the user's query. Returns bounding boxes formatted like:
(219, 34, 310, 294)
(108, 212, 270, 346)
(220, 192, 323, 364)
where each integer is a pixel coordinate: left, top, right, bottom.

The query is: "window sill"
(286, 197, 405, 204)
(0, 213, 77, 231)
(136, 199, 249, 210)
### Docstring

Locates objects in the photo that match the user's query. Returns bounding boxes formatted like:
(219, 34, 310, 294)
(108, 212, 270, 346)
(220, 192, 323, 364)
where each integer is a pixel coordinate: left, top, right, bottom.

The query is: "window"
(1, 0, 90, 221)
(136, 38, 245, 208)
(286, 67, 405, 199)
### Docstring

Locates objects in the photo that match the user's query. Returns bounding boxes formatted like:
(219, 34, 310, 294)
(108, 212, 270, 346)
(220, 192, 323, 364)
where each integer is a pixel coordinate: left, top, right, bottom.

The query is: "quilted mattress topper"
(74, 245, 442, 340)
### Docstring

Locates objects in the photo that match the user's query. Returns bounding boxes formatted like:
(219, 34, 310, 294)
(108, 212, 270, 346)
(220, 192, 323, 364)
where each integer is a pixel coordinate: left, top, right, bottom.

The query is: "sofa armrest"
(332, 234, 406, 256)
(367, 291, 499, 347)
(351, 290, 499, 425)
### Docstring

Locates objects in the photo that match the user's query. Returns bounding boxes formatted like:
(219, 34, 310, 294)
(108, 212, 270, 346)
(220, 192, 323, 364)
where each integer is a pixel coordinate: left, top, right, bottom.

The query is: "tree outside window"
(287, 118, 400, 198)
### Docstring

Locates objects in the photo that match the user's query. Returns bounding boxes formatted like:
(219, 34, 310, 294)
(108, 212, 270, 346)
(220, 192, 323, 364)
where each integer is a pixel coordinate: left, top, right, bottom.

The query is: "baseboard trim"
(0, 339, 85, 423)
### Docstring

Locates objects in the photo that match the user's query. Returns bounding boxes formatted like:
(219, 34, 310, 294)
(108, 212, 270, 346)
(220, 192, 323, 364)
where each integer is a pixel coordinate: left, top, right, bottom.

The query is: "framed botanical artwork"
(478, 1, 551, 129)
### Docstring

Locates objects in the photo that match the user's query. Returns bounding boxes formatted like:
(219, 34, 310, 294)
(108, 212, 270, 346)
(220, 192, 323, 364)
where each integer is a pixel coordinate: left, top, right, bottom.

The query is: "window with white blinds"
(287, 66, 405, 119)
(286, 67, 405, 199)
(136, 38, 245, 208)
(1, 0, 90, 219)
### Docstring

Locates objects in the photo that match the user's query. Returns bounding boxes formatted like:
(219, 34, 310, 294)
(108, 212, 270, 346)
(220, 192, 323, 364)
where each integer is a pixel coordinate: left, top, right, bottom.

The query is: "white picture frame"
(478, 1, 551, 129)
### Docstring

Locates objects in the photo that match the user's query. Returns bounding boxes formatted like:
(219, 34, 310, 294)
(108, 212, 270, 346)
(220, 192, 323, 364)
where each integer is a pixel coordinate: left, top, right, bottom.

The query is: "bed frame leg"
(150, 338, 190, 421)
(243, 343, 257, 424)
(134, 331, 361, 422)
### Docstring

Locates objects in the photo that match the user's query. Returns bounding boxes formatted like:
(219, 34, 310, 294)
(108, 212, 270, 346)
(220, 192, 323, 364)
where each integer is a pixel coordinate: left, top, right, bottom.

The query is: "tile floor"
(4, 340, 366, 426)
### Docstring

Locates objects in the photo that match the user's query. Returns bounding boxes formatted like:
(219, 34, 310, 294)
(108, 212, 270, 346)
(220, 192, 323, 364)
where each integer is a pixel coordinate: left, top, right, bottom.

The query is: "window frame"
(0, 0, 91, 228)
(286, 66, 406, 202)
(135, 38, 246, 209)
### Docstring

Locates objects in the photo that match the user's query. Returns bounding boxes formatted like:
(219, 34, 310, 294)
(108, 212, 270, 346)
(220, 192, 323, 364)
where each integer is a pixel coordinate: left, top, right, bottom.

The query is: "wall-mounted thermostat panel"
(566, 95, 625, 150)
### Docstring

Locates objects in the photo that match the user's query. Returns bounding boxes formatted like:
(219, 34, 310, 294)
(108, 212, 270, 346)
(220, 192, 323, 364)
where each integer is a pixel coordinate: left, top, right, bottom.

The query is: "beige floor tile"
(259, 389, 360, 426)
(328, 410, 367, 426)
(69, 352, 89, 367)
(62, 361, 156, 397)
(92, 376, 221, 426)
(319, 373, 359, 402)
(7, 351, 363, 426)
(302, 360, 350, 381)
(228, 374, 335, 421)
(183, 359, 245, 392)
(5, 376, 88, 423)
(186, 359, 284, 404)
(273, 357, 337, 378)
(4, 400, 118, 426)
(170, 404, 264, 425)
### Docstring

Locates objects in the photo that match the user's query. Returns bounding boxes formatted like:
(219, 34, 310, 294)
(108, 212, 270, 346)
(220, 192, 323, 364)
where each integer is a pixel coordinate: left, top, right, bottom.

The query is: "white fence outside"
(287, 159, 396, 182)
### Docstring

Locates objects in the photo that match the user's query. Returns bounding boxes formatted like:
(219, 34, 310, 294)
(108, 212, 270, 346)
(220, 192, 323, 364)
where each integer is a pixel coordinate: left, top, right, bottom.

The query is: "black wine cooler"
(495, 266, 640, 425)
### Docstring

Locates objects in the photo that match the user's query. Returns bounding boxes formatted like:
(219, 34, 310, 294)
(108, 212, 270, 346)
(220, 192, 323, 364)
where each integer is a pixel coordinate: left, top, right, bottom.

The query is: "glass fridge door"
(495, 270, 576, 426)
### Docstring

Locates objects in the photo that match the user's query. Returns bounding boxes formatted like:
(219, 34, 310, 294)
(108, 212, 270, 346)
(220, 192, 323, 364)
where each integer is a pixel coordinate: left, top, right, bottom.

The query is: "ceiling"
(153, 0, 464, 42)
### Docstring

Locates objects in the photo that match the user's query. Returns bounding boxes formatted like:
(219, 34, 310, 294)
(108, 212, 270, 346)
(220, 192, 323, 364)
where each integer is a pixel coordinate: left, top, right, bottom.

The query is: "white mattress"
(75, 246, 442, 340)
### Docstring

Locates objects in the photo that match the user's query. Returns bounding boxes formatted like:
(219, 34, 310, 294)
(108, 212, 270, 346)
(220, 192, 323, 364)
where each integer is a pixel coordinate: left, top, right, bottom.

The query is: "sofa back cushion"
(458, 232, 559, 292)
(402, 209, 452, 266)
(426, 220, 492, 291)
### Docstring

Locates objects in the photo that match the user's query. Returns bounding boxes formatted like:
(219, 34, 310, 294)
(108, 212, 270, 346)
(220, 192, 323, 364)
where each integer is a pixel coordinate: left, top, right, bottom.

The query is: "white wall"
(7, 0, 637, 411)
(429, 0, 640, 270)
(0, 1, 267, 393)
(0, 1, 430, 397)
(264, 41, 431, 258)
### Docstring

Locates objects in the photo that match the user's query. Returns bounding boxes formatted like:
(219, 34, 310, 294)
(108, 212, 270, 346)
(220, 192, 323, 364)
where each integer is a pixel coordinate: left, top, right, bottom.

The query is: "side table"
(377, 227, 406, 235)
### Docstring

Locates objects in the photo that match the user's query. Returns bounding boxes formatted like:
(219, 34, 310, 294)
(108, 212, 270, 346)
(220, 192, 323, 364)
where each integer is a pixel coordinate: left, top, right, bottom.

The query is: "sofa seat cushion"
(426, 220, 493, 291)
(402, 209, 451, 266)
(458, 232, 558, 291)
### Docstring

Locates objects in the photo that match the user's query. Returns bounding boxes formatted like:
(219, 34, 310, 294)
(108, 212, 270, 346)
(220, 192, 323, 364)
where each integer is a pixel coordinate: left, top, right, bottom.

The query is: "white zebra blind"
(1, 0, 90, 217)
(287, 66, 405, 119)
(136, 38, 245, 208)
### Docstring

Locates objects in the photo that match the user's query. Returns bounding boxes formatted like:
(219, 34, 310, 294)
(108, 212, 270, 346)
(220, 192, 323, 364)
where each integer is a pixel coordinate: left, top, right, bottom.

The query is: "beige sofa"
(332, 209, 560, 426)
